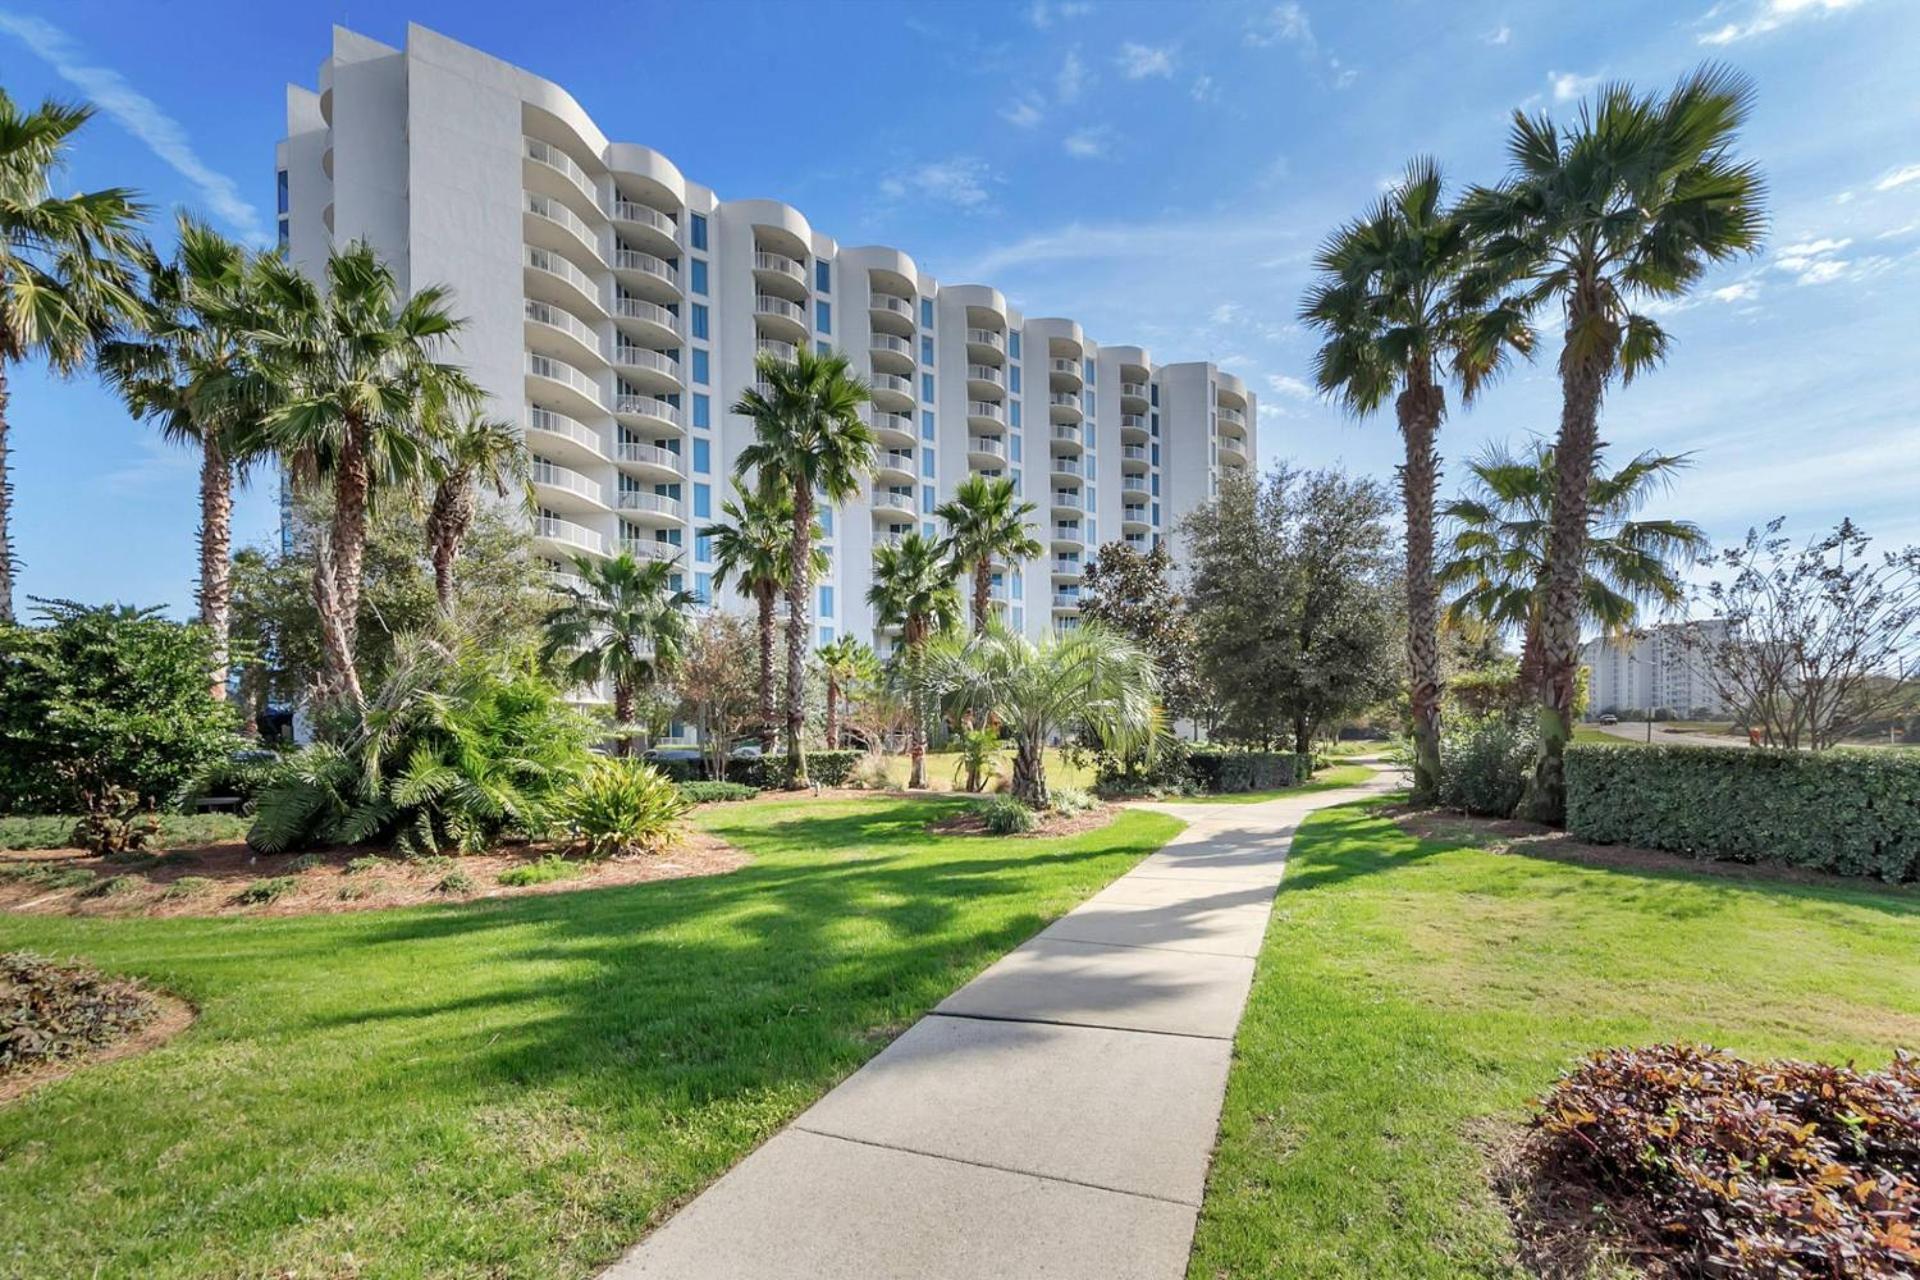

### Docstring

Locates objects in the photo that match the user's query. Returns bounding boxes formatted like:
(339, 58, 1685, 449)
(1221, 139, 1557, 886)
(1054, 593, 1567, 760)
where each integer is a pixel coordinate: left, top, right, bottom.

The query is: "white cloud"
(1330, 57, 1358, 90)
(1485, 24, 1512, 45)
(1244, 2, 1314, 48)
(1056, 47, 1089, 103)
(1267, 373, 1316, 400)
(1000, 96, 1045, 129)
(1777, 237, 1852, 259)
(0, 11, 267, 245)
(878, 157, 996, 210)
(1116, 41, 1176, 80)
(1698, 0, 1871, 45)
(1062, 127, 1112, 160)
(1873, 162, 1920, 192)
(1710, 280, 1763, 304)
(1027, 0, 1093, 29)
(1210, 303, 1243, 325)
(1548, 69, 1603, 102)
(1190, 74, 1219, 104)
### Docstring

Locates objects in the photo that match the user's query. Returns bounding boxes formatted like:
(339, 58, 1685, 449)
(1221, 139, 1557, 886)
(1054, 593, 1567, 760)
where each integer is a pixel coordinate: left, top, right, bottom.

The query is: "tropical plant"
(0, 92, 147, 623)
(929, 623, 1158, 810)
(1462, 65, 1766, 822)
(866, 531, 961, 788)
(816, 634, 878, 750)
(936, 474, 1041, 633)
(541, 552, 693, 756)
(1301, 158, 1533, 802)
(97, 217, 270, 697)
(973, 794, 1038, 835)
(1440, 440, 1705, 702)
(246, 241, 480, 707)
(550, 757, 690, 858)
(703, 479, 824, 750)
(732, 346, 875, 784)
(950, 725, 1005, 793)
(425, 412, 526, 614)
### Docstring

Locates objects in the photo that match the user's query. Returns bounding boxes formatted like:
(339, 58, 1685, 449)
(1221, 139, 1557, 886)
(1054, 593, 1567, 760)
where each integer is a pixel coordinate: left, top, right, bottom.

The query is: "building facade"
(277, 24, 1257, 655)
(1580, 621, 1732, 719)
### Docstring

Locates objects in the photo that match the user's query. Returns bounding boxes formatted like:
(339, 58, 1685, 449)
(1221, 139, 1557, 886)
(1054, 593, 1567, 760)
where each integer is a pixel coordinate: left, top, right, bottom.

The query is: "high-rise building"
(278, 24, 1257, 655)
(1580, 621, 1733, 718)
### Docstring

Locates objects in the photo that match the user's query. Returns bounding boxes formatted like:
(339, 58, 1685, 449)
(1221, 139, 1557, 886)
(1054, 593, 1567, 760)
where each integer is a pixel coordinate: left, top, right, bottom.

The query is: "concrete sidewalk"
(606, 769, 1402, 1280)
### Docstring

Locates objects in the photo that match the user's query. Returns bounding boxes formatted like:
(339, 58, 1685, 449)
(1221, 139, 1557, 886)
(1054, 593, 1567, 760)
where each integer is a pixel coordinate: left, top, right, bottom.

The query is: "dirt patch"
(927, 803, 1119, 839)
(0, 828, 747, 919)
(0, 992, 195, 1106)
(1477, 1117, 1664, 1280)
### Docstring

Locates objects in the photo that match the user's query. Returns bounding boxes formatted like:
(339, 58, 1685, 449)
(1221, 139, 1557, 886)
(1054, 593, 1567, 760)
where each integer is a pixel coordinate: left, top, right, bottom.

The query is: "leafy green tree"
(866, 531, 960, 788)
(98, 217, 272, 696)
(930, 623, 1158, 809)
(542, 552, 693, 756)
(703, 479, 824, 750)
(816, 635, 877, 750)
(1462, 66, 1765, 821)
(0, 92, 147, 622)
(1301, 158, 1533, 802)
(732, 346, 875, 785)
(247, 242, 480, 707)
(1080, 539, 1207, 725)
(936, 474, 1040, 632)
(674, 610, 761, 781)
(425, 413, 527, 614)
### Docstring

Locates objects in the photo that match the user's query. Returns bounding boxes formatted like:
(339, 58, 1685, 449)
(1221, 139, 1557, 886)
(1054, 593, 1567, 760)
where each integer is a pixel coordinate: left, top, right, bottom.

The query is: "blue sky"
(3, 0, 1917, 617)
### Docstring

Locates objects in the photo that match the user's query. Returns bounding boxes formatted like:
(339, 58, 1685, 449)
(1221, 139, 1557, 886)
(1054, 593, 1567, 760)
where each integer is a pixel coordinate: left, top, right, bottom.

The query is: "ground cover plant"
(1, 951, 159, 1076)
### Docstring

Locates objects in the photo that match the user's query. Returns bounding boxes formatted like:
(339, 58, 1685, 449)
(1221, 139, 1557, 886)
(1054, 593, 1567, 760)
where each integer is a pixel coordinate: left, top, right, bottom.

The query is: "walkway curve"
(605, 764, 1405, 1280)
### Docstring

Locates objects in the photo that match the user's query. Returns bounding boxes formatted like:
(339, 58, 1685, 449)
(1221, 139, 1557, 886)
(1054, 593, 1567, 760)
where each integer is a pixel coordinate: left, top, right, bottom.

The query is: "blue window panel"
(816, 300, 831, 333)
(690, 213, 708, 250)
(1150, 382, 1160, 406)
(1009, 365, 1021, 393)
(695, 572, 713, 604)
(921, 411, 936, 441)
(694, 482, 712, 519)
(276, 169, 289, 214)
(690, 258, 709, 295)
(816, 340, 830, 355)
(923, 520, 936, 539)
(692, 438, 711, 474)
(819, 584, 834, 618)
(819, 626, 834, 645)
(920, 297, 934, 326)
(1010, 401, 1022, 428)
(690, 303, 709, 340)
(921, 373, 935, 402)
(920, 335, 934, 365)
(1012, 468, 1022, 495)
(921, 450, 936, 478)
(1151, 474, 1160, 496)
(1152, 502, 1161, 526)
(1150, 412, 1160, 436)
(1151, 443, 1160, 465)
(1087, 520, 1097, 545)
(921, 485, 935, 514)
(693, 393, 711, 429)
(691, 348, 710, 385)
(696, 533, 713, 561)
(819, 505, 834, 536)
(1013, 607, 1024, 632)
(1010, 435, 1022, 462)
(815, 259, 831, 293)
(669, 573, 683, 593)
(1008, 331, 1021, 359)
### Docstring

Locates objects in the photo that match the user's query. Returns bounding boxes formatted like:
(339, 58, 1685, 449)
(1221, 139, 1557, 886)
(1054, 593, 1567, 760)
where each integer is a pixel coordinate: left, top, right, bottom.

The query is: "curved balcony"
(751, 250, 808, 303)
(1122, 504, 1150, 531)
(1048, 392, 1084, 423)
(876, 449, 917, 483)
(756, 336, 798, 364)
(965, 327, 1005, 365)
(1218, 436, 1249, 465)
(525, 351, 605, 417)
(612, 248, 680, 305)
(966, 363, 1004, 396)
(870, 371, 915, 410)
(1052, 558, 1085, 580)
(619, 536, 683, 565)
(873, 490, 916, 516)
(524, 299, 605, 370)
(536, 513, 608, 558)
(1050, 457, 1085, 480)
(612, 296, 681, 346)
(1050, 358, 1084, 391)
(870, 332, 915, 374)
(868, 292, 916, 338)
(869, 410, 916, 446)
(968, 436, 1005, 462)
(1051, 524, 1083, 547)
(526, 405, 608, 466)
(1120, 412, 1150, 442)
(531, 458, 607, 512)
(611, 343, 682, 393)
(1218, 404, 1247, 429)
(1120, 443, 1151, 468)
(1120, 380, 1150, 409)
(610, 199, 678, 257)
(1050, 424, 1083, 451)
(525, 137, 598, 203)
(1051, 592, 1082, 612)
(615, 393, 684, 435)
(524, 245, 604, 318)
(1050, 490, 1083, 514)
(754, 293, 809, 343)
(1120, 476, 1150, 496)
(616, 489, 683, 524)
(967, 399, 1005, 427)
(525, 192, 603, 263)
(616, 440, 686, 479)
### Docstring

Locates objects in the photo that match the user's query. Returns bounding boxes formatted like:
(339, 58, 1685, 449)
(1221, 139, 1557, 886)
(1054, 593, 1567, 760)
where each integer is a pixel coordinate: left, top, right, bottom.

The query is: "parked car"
(1598, 713, 1619, 725)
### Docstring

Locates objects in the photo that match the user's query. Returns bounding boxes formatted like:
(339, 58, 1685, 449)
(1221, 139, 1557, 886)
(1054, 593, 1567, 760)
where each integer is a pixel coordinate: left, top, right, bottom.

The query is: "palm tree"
(1439, 441, 1707, 702)
(930, 623, 1158, 810)
(247, 241, 480, 707)
(936, 474, 1041, 633)
(425, 412, 527, 614)
(1462, 66, 1765, 821)
(541, 551, 694, 756)
(816, 635, 877, 749)
(866, 531, 961, 788)
(0, 93, 147, 622)
(1301, 158, 1533, 802)
(732, 346, 875, 786)
(702, 479, 824, 751)
(98, 217, 269, 696)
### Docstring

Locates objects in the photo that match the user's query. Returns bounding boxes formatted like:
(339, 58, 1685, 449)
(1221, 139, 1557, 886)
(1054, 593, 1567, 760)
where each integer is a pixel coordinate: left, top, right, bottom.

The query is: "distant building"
(1580, 621, 1732, 719)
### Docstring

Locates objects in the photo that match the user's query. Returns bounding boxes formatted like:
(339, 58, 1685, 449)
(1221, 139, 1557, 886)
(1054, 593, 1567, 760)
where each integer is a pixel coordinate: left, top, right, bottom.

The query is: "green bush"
(496, 855, 586, 887)
(434, 870, 476, 896)
(160, 876, 213, 901)
(1, 952, 157, 1075)
(733, 750, 863, 789)
(974, 795, 1038, 834)
(344, 855, 389, 876)
(80, 874, 138, 899)
(235, 877, 296, 906)
(844, 755, 896, 790)
(183, 747, 284, 810)
(1436, 713, 1535, 817)
(0, 812, 248, 852)
(0, 862, 96, 891)
(676, 780, 758, 804)
(1185, 750, 1311, 794)
(1088, 738, 1192, 796)
(552, 759, 691, 857)
(1049, 786, 1097, 815)
(1565, 744, 1920, 882)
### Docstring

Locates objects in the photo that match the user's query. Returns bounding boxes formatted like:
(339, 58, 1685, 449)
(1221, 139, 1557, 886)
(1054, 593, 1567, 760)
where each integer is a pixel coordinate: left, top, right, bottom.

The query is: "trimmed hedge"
(1565, 743, 1920, 882)
(1185, 750, 1313, 794)
(677, 780, 758, 804)
(731, 750, 863, 790)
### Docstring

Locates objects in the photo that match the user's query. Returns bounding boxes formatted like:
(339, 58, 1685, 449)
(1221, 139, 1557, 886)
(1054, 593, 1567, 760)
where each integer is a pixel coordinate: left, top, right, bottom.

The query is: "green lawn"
(1179, 762, 1379, 804)
(880, 746, 1097, 792)
(1188, 801, 1919, 1279)
(0, 795, 1181, 1279)
(0, 811, 249, 850)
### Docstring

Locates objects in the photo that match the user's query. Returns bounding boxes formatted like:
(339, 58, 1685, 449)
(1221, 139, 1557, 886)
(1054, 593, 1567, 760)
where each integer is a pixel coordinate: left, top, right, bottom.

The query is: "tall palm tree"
(733, 346, 875, 785)
(425, 411, 527, 614)
(866, 531, 961, 788)
(930, 623, 1158, 810)
(1462, 66, 1765, 821)
(936, 474, 1041, 633)
(98, 217, 268, 697)
(541, 551, 694, 756)
(1301, 158, 1533, 802)
(816, 635, 877, 750)
(702, 478, 825, 751)
(0, 93, 147, 622)
(247, 242, 480, 708)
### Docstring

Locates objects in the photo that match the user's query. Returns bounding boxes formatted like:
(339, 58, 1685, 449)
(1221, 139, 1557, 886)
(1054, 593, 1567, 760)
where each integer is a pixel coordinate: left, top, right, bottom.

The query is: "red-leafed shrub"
(1526, 1043, 1919, 1278)
(1, 951, 158, 1075)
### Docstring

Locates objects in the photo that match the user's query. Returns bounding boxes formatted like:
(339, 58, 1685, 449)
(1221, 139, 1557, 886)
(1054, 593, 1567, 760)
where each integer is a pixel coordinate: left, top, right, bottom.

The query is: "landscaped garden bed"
(0, 951, 194, 1104)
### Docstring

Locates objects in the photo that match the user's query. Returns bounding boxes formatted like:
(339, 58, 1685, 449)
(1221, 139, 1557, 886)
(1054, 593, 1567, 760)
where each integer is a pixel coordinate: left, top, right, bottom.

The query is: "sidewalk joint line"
(927, 1009, 1233, 1042)
(1034, 932, 1266, 960)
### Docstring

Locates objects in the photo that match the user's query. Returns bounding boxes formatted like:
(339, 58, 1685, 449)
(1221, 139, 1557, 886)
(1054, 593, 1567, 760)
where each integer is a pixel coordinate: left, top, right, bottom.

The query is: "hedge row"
(1565, 743, 1920, 882)
(1184, 750, 1314, 794)
(731, 750, 864, 789)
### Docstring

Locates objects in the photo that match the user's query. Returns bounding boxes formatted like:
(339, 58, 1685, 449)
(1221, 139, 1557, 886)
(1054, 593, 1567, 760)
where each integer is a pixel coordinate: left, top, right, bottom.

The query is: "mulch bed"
(926, 803, 1119, 839)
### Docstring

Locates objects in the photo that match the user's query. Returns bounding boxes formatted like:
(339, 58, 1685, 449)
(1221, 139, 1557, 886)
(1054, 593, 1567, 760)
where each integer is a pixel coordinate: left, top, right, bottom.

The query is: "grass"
(0, 794, 1180, 1279)
(1188, 801, 1919, 1279)
(1179, 762, 1379, 804)
(879, 746, 1096, 792)
(0, 812, 250, 851)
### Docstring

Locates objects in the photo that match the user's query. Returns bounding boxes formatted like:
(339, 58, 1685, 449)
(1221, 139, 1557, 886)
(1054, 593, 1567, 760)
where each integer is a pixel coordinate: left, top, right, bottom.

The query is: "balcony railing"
(869, 410, 916, 436)
(617, 441, 685, 473)
(870, 333, 912, 356)
(753, 251, 806, 281)
(523, 137, 596, 203)
(525, 352, 604, 407)
(871, 372, 913, 397)
(614, 296, 680, 334)
(1049, 392, 1081, 409)
(536, 514, 606, 555)
(524, 246, 599, 300)
(613, 345, 680, 379)
(874, 491, 915, 513)
(756, 337, 798, 362)
(1121, 444, 1149, 461)
(870, 293, 914, 317)
(966, 363, 1003, 384)
(1050, 458, 1083, 477)
(1052, 525, 1083, 543)
(1052, 592, 1082, 609)
(1051, 425, 1081, 444)
(967, 400, 1005, 421)
(610, 200, 676, 237)
(613, 249, 677, 286)
(615, 394, 683, 427)
(1053, 559, 1083, 575)
(617, 489, 683, 518)
(1121, 477, 1149, 493)
(965, 327, 1004, 350)
(878, 449, 916, 473)
(1123, 505, 1148, 523)
(1218, 405, 1246, 427)
(968, 436, 1005, 457)
(755, 294, 806, 323)
(1121, 413, 1149, 430)
(526, 406, 605, 456)
(531, 459, 604, 504)
(1051, 358, 1083, 376)
(526, 192, 601, 257)
(620, 538, 681, 564)
(525, 300, 600, 352)
(1051, 491, 1082, 510)
(1121, 381, 1149, 399)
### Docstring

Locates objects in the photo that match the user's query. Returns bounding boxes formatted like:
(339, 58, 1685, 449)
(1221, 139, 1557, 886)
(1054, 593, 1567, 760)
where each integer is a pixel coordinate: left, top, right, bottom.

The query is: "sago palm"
(1439, 441, 1707, 698)
(936, 474, 1041, 633)
(929, 623, 1158, 810)
(1462, 65, 1765, 820)
(0, 92, 146, 621)
(1301, 157, 1532, 802)
(542, 551, 694, 757)
(733, 346, 874, 785)
(98, 217, 269, 696)
(247, 241, 480, 708)
(425, 411, 527, 614)
(702, 478, 824, 751)
(866, 531, 960, 788)
(816, 634, 877, 750)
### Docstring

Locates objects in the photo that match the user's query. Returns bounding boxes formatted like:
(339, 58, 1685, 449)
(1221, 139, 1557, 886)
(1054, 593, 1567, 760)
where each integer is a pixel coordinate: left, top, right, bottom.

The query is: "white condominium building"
(1580, 621, 1733, 719)
(277, 24, 1257, 652)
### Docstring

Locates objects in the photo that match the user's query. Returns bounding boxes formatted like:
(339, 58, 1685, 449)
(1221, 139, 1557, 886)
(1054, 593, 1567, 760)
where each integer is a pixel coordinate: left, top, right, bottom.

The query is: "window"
(1009, 365, 1021, 393)
(690, 213, 708, 251)
(690, 303, 709, 340)
(696, 532, 713, 561)
(815, 259, 831, 293)
(276, 169, 289, 215)
(690, 259, 709, 295)
(1152, 502, 1161, 526)
(694, 483, 712, 519)
(693, 393, 711, 429)
(691, 348, 710, 385)
(816, 300, 831, 334)
(920, 335, 935, 365)
(1012, 467, 1022, 494)
(1150, 411, 1159, 437)
(819, 585, 834, 618)
(921, 373, 935, 402)
(1010, 435, 1022, 462)
(1151, 474, 1160, 496)
(1008, 331, 1022, 359)
(277, 219, 289, 251)
(1151, 383, 1160, 406)
(819, 626, 834, 645)
(923, 520, 937, 539)
(670, 573, 684, 593)
(1013, 607, 1024, 632)
(920, 297, 934, 327)
(816, 340, 830, 355)
(819, 505, 834, 536)
(692, 438, 710, 474)
(1150, 443, 1159, 466)
(921, 450, 936, 478)
(1010, 401, 1022, 428)
(695, 572, 713, 605)
(921, 485, 935, 514)
(921, 411, 936, 441)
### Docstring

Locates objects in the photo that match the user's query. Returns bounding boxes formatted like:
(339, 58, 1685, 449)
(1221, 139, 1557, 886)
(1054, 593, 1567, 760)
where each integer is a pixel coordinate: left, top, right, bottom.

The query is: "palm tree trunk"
(973, 559, 992, 634)
(784, 482, 813, 786)
(0, 363, 14, 625)
(1523, 337, 1610, 824)
(907, 624, 927, 789)
(320, 419, 372, 705)
(309, 532, 363, 708)
(426, 479, 471, 617)
(431, 538, 457, 616)
(1397, 370, 1444, 802)
(199, 431, 234, 700)
(756, 584, 777, 752)
(825, 678, 840, 751)
(1012, 737, 1047, 809)
(614, 679, 635, 758)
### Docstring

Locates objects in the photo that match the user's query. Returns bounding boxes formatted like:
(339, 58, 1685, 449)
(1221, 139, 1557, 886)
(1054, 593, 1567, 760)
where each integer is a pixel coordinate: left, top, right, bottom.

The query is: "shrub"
(160, 876, 213, 901)
(496, 855, 585, 887)
(676, 780, 758, 804)
(844, 754, 896, 790)
(0, 952, 157, 1074)
(344, 855, 389, 875)
(1049, 786, 1097, 815)
(183, 747, 284, 810)
(68, 784, 164, 857)
(1527, 1043, 1920, 1279)
(732, 749, 864, 789)
(1185, 750, 1310, 794)
(434, 869, 476, 895)
(1088, 738, 1193, 796)
(950, 727, 1006, 793)
(552, 759, 690, 857)
(0, 812, 246, 852)
(80, 874, 138, 899)
(235, 876, 296, 906)
(1566, 744, 1920, 881)
(1435, 712, 1534, 817)
(0, 862, 96, 892)
(974, 795, 1038, 834)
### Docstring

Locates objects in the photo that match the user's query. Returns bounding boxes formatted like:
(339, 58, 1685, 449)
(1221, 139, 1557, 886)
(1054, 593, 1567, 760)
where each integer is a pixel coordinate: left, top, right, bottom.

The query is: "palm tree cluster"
(1304, 64, 1765, 821)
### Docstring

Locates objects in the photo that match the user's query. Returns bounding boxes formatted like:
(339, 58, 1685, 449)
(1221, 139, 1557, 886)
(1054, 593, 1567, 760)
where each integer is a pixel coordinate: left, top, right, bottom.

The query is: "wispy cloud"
(878, 157, 996, 210)
(1267, 373, 1315, 400)
(1190, 73, 1219, 104)
(1874, 162, 1920, 192)
(1000, 95, 1045, 129)
(1243, 2, 1315, 49)
(1548, 69, 1603, 101)
(1027, 0, 1093, 29)
(1116, 41, 1176, 79)
(1485, 24, 1513, 45)
(1698, 0, 1872, 45)
(1062, 126, 1113, 160)
(0, 11, 267, 245)
(1056, 47, 1090, 103)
